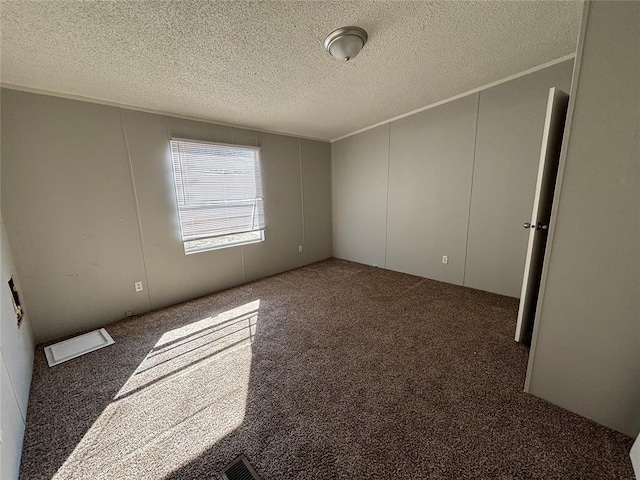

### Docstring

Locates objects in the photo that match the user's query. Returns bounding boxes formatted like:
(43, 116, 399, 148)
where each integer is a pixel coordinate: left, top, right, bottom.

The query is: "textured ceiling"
(1, 1, 582, 141)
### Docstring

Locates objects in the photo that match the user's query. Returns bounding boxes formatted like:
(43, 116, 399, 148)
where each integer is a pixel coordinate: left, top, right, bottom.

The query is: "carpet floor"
(20, 259, 634, 479)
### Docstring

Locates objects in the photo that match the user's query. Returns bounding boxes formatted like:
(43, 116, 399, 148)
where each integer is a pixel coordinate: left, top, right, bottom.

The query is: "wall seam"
(383, 123, 391, 268)
(242, 129, 259, 281)
(462, 93, 481, 286)
(299, 139, 306, 264)
(234, 125, 248, 282)
(119, 109, 153, 311)
(329, 143, 334, 258)
(241, 247, 246, 283)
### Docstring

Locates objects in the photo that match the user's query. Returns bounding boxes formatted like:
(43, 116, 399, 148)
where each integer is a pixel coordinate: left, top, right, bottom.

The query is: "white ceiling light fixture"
(324, 26, 368, 61)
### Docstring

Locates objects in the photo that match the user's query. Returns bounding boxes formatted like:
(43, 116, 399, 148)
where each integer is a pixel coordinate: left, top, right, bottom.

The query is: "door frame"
(524, 0, 591, 392)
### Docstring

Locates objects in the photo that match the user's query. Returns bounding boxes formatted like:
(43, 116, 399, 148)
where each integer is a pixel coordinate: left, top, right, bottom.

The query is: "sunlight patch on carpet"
(53, 300, 260, 480)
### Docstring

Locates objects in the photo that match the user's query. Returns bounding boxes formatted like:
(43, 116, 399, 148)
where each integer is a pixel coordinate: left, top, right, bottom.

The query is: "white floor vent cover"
(44, 328, 115, 367)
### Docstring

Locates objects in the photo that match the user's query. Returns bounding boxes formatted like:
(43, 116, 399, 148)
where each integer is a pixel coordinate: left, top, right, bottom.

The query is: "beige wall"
(331, 60, 573, 295)
(1, 90, 332, 342)
(527, 0, 640, 437)
(1, 215, 35, 480)
(301, 139, 333, 264)
(332, 125, 389, 267)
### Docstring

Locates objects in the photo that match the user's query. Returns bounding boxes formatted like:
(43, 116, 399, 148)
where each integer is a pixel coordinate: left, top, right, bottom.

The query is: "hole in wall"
(8, 275, 24, 328)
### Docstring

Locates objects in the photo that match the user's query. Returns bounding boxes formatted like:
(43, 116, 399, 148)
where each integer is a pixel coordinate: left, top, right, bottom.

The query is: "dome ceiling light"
(323, 26, 368, 61)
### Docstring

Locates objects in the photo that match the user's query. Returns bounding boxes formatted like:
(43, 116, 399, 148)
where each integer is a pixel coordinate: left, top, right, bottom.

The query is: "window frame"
(169, 137, 266, 255)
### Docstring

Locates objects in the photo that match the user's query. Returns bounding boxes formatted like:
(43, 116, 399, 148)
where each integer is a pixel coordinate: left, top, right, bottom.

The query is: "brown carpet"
(20, 259, 634, 479)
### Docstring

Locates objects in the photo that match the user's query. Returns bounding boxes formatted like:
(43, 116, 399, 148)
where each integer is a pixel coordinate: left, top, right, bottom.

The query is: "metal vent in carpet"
(219, 455, 261, 480)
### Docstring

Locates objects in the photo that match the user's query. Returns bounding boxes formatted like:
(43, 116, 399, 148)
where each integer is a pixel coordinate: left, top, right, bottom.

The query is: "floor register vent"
(44, 328, 115, 367)
(219, 455, 261, 480)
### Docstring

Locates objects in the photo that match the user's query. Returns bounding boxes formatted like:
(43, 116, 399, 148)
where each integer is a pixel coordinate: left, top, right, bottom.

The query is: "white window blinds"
(170, 139, 265, 245)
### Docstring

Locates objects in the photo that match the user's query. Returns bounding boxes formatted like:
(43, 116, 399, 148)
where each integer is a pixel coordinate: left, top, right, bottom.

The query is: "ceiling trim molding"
(1, 53, 575, 144)
(330, 53, 577, 143)
(0, 82, 332, 143)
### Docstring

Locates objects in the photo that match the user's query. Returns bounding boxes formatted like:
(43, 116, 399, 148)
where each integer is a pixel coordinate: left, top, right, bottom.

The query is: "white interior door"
(515, 87, 569, 343)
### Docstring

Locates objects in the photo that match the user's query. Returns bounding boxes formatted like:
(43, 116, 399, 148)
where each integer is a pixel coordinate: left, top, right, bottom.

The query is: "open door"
(515, 87, 569, 343)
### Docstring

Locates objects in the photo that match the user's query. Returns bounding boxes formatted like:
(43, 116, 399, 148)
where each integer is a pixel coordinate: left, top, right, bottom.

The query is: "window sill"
(183, 231, 265, 254)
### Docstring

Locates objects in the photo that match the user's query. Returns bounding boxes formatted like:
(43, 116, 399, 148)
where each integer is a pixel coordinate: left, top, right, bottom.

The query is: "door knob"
(523, 222, 535, 229)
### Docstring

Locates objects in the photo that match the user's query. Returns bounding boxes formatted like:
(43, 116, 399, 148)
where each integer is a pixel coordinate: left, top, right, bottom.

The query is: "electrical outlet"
(442, 255, 449, 265)
(298, 245, 303, 253)
(134, 281, 143, 292)
(125, 310, 135, 317)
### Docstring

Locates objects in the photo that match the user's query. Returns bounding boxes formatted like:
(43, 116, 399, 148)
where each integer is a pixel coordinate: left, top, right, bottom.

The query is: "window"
(170, 138, 265, 254)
